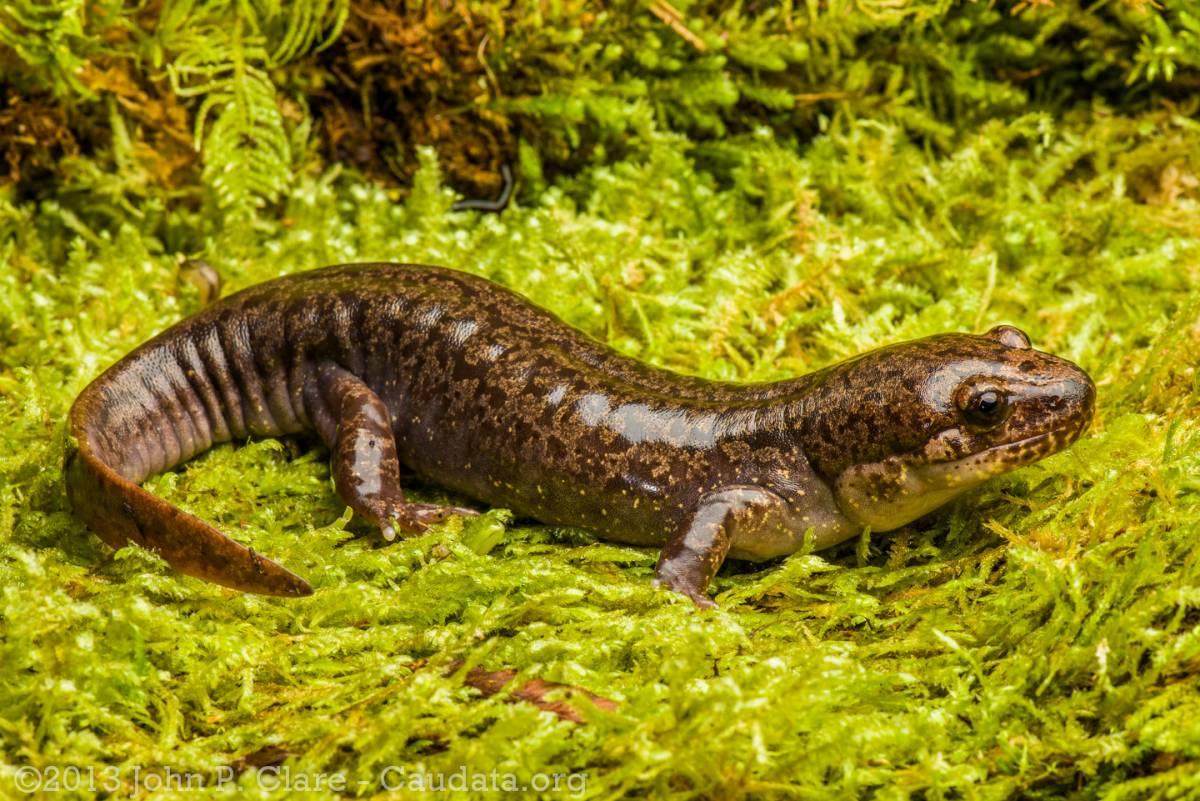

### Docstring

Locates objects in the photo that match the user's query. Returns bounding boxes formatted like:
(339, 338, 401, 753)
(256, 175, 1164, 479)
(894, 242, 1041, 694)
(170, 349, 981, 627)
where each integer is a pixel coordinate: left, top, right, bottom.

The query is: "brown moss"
(312, 1, 513, 196)
(78, 59, 198, 188)
(0, 89, 78, 186)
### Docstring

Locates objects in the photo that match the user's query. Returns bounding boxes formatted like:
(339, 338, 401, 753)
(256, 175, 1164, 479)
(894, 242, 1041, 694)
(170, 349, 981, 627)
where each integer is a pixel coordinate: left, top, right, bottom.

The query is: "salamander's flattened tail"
(64, 438, 312, 595)
(64, 326, 314, 597)
(65, 437, 313, 596)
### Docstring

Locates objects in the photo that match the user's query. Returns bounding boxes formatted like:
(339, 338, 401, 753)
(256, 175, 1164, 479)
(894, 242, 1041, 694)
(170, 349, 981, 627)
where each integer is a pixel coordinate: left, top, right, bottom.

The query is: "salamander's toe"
(395, 502, 480, 531)
(415, 503, 480, 522)
(651, 576, 719, 610)
(364, 499, 479, 541)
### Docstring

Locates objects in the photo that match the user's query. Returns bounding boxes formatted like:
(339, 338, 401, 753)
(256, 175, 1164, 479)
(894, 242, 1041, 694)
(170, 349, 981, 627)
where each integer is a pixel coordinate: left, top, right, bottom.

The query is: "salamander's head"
(798, 325, 1095, 532)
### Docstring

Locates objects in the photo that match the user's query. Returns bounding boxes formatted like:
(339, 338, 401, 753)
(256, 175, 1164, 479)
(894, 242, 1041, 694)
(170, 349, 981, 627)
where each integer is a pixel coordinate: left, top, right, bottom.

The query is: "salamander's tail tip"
(248, 557, 315, 597)
(178, 539, 318, 598)
(68, 450, 317, 598)
(290, 577, 316, 597)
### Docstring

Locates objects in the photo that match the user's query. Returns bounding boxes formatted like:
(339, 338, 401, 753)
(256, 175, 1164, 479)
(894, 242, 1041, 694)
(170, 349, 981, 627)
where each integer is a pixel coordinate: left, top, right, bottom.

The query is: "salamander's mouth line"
(835, 418, 1089, 534)
(922, 429, 1067, 488)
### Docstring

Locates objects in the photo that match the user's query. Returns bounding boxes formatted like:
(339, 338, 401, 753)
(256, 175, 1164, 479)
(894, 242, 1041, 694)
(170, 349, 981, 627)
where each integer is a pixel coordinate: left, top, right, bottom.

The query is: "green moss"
(4, 5, 1200, 798)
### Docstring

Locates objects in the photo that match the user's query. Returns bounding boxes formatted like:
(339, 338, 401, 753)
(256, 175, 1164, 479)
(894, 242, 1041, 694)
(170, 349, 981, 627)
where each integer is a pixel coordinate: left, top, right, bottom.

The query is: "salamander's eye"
(957, 386, 1010, 428)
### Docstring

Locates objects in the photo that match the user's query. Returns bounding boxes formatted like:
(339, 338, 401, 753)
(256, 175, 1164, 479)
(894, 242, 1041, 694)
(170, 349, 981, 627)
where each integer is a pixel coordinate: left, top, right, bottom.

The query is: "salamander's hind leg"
(309, 362, 477, 540)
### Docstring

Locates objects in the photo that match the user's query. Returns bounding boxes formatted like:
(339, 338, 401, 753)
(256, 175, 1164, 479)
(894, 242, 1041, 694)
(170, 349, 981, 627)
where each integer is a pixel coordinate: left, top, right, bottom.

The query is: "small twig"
(794, 91, 852, 104)
(452, 661, 619, 723)
(1010, 0, 1057, 14)
(760, 260, 836, 322)
(648, 0, 706, 52)
(477, 33, 501, 98)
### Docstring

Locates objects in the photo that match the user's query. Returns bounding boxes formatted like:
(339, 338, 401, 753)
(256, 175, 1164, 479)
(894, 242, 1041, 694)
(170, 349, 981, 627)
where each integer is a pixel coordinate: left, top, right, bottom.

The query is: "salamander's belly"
(728, 523, 857, 562)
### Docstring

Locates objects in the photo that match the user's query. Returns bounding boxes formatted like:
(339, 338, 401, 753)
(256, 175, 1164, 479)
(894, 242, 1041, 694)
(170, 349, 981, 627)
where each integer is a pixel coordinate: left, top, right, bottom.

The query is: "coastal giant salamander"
(66, 264, 1095, 605)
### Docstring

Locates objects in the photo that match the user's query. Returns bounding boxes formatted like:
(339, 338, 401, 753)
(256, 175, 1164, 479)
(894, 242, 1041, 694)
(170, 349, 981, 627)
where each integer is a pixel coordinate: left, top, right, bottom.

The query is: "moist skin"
(65, 264, 1096, 606)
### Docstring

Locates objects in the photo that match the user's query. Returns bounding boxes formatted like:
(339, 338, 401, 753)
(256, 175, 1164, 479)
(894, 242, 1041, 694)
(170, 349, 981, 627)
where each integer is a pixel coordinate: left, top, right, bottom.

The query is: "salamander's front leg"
(310, 362, 476, 540)
(654, 487, 783, 608)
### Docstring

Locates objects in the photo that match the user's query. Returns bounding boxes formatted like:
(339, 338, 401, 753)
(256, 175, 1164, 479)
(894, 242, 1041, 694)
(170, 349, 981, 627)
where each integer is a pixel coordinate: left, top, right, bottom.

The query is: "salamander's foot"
(363, 498, 480, 541)
(651, 574, 718, 610)
(316, 363, 479, 544)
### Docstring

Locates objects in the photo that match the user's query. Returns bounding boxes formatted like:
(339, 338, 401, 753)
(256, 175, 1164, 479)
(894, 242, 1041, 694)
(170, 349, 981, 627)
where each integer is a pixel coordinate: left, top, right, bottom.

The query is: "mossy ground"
(4, 9, 1200, 797)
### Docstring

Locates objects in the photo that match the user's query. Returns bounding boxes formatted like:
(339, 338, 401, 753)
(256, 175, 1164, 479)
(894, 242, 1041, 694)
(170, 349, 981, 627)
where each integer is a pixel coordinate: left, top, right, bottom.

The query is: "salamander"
(65, 263, 1096, 606)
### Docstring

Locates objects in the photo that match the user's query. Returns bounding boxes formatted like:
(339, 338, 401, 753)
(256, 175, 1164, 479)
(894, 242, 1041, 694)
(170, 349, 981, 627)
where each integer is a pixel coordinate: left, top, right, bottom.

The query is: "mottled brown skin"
(65, 264, 1096, 605)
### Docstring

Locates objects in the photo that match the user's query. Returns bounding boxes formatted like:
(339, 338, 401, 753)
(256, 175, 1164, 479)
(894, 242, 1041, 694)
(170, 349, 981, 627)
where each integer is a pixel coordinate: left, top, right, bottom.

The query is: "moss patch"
(4, 4, 1200, 798)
